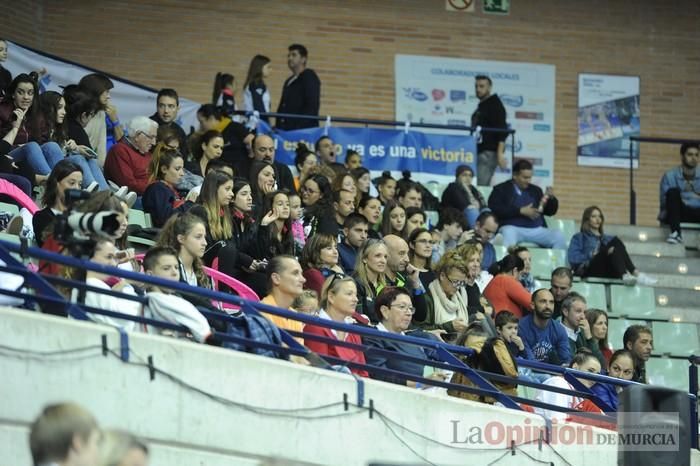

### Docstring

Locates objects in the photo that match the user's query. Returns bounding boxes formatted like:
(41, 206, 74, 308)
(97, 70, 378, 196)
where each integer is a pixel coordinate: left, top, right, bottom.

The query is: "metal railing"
(1, 238, 696, 442)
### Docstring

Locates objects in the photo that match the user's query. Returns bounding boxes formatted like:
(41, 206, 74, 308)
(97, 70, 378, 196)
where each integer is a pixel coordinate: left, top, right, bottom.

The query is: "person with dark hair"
(432, 207, 468, 263)
(338, 212, 369, 274)
(29, 402, 100, 466)
(212, 72, 236, 117)
(560, 293, 604, 362)
(315, 135, 335, 164)
(569, 205, 655, 284)
(381, 201, 406, 237)
(623, 324, 653, 383)
(352, 166, 377, 198)
(276, 43, 321, 130)
(243, 55, 272, 121)
(397, 181, 423, 209)
(473, 211, 498, 270)
(508, 245, 539, 292)
(377, 173, 396, 206)
(248, 160, 276, 218)
(0, 74, 63, 184)
(441, 164, 487, 227)
(154, 212, 211, 289)
(261, 255, 307, 340)
(150, 88, 188, 157)
(78, 72, 123, 162)
(32, 160, 83, 247)
(293, 144, 317, 190)
(518, 288, 571, 365)
(345, 149, 362, 170)
(0, 39, 10, 97)
(495, 310, 533, 359)
(408, 227, 436, 289)
(483, 254, 531, 318)
(357, 194, 382, 238)
(659, 143, 700, 244)
(533, 349, 603, 422)
(403, 207, 426, 239)
(301, 173, 336, 237)
(471, 74, 508, 186)
(590, 349, 635, 412)
(300, 233, 344, 295)
(257, 190, 296, 259)
(196, 103, 253, 176)
(303, 274, 368, 376)
(333, 189, 356, 233)
(549, 266, 573, 320)
(142, 147, 194, 227)
(188, 129, 224, 178)
(488, 158, 566, 249)
(252, 133, 295, 191)
(586, 308, 612, 367)
(363, 286, 446, 386)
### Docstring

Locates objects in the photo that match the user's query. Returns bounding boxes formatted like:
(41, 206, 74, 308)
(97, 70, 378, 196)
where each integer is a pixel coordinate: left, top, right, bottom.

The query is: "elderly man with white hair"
(104, 116, 158, 195)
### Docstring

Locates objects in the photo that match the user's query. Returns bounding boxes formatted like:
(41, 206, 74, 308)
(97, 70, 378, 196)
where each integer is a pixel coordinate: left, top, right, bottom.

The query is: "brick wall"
(3, 0, 699, 226)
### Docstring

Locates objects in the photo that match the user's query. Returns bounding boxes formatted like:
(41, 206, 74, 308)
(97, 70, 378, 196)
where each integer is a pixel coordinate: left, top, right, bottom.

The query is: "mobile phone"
(83, 147, 98, 159)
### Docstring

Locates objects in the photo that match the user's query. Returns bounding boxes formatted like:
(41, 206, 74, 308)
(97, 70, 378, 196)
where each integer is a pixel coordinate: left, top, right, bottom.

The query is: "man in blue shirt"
(488, 159, 566, 249)
(659, 143, 700, 244)
(474, 211, 499, 271)
(518, 288, 571, 366)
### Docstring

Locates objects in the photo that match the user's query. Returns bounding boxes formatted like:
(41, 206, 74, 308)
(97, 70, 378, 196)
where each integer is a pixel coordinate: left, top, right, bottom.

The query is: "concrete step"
(647, 273, 700, 290)
(650, 306, 700, 324)
(631, 255, 700, 275)
(654, 286, 700, 309)
(625, 241, 687, 258)
(606, 224, 700, 246)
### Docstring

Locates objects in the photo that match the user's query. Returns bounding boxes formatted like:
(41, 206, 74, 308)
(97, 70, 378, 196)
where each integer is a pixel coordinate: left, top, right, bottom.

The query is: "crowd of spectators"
(0, 38, 683, 429)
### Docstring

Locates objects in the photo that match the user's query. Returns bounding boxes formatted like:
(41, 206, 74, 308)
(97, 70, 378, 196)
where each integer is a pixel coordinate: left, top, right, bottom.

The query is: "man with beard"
(623, 325, 653, 383)
(471, 75, 508, 186)
(149, 88, 188, 156)
(549, 267, 573, 320)
(659, 142, 700, 244)
(441, 165, 487, 228)
(251, 134, 294, 191)
(518, 288, 571, 365)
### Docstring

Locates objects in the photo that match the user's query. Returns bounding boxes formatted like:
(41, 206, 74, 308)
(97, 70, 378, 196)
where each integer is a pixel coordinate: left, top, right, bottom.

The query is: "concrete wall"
(0, 307, 621, 465)
(2, 0, 699, 225)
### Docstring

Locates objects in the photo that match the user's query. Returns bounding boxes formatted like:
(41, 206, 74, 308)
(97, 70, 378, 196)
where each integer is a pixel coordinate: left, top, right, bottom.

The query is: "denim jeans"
(8, 141, 63, 175)
(500, 225, 567, 249)
(66, 154, 109, 190)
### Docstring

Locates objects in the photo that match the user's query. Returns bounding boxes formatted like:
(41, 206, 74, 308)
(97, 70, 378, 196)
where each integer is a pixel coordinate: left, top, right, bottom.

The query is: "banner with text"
(577, 73, 640, 168)
(395, 54, 556, 186)
(3, 41, 201, 133)
(258, 121, 476, 178)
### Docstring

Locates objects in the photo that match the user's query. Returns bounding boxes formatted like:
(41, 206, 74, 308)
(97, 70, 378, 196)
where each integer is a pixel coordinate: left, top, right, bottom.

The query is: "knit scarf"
(428, 279, 469, 325)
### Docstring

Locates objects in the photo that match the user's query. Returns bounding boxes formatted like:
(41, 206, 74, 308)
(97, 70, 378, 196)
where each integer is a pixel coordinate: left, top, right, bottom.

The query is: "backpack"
(223, 312, 288, 360)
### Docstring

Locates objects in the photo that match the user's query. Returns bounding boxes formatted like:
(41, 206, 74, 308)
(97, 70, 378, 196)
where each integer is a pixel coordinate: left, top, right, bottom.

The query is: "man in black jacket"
(276, 44, 321, 130)
(488, 159, 566, 249)
(149, 88, 189, 157)
(471, 75, 508, 186)
(440, 164, 487, 227)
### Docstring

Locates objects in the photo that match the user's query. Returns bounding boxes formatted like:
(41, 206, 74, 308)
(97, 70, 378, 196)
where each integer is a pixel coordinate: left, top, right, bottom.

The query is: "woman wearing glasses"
(407, 228, 436, 289)
(414, 250, 471, 338)
(482, 254, 531, 319)
(364, 287, 447, 386)
(300, 173, 336, 237)
(303, 274, 369, 376)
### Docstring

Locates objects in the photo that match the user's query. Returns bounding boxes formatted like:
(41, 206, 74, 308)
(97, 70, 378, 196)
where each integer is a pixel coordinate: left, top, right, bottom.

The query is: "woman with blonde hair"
(352, 238, 389, 323)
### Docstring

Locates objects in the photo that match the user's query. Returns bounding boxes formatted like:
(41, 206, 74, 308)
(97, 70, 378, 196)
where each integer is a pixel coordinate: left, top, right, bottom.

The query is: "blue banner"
(258, 121, 476, 177)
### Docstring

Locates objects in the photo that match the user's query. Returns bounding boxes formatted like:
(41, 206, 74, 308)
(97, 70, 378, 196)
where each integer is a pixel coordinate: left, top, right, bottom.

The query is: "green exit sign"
(483, 0, 510, 15)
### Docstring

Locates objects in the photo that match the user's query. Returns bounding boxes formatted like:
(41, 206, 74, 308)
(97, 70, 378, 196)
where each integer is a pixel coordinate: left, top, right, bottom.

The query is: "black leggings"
(583, 236, 635, 279)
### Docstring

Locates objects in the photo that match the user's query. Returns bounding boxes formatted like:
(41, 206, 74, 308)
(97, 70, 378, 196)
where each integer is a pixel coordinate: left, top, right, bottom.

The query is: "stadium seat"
(529, 248, 567, 278)
(652, 322, 700, 357)
(646, 357, 690, 392)
(609, 285, 656, 318)
(571, 282, 607, 311)
(0, 202, 20, 217)
(129, 209, 153, 228)
(607, 317, 646, 350)
(548, 218, 576, 244)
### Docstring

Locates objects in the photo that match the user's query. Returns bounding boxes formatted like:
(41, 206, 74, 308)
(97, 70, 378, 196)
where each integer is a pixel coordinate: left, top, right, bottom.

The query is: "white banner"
(577, 73, 640, 168)
(395, 54, 556, 186)
(3, 41, 201, 134)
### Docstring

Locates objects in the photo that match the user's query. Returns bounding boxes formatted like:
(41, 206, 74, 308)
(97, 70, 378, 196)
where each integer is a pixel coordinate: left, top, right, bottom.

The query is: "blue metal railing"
(1, 238, 695, 438)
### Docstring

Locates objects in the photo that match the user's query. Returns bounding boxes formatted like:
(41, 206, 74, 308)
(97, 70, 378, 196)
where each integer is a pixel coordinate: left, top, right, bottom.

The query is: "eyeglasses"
(446, 277, 467, 288)
(390, 304, 416, 315)
(327, 273, 347, 289)
(138, 131, 157, 141)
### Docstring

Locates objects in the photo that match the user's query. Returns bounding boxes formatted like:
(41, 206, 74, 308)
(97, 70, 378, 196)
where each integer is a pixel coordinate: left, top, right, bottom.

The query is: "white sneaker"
(85, 181, 99, 193)
(666, 231, 683, 244)
(114, 186, 129, 199)
(622, 273, 637, 286)
(636, 272, 657, 286)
